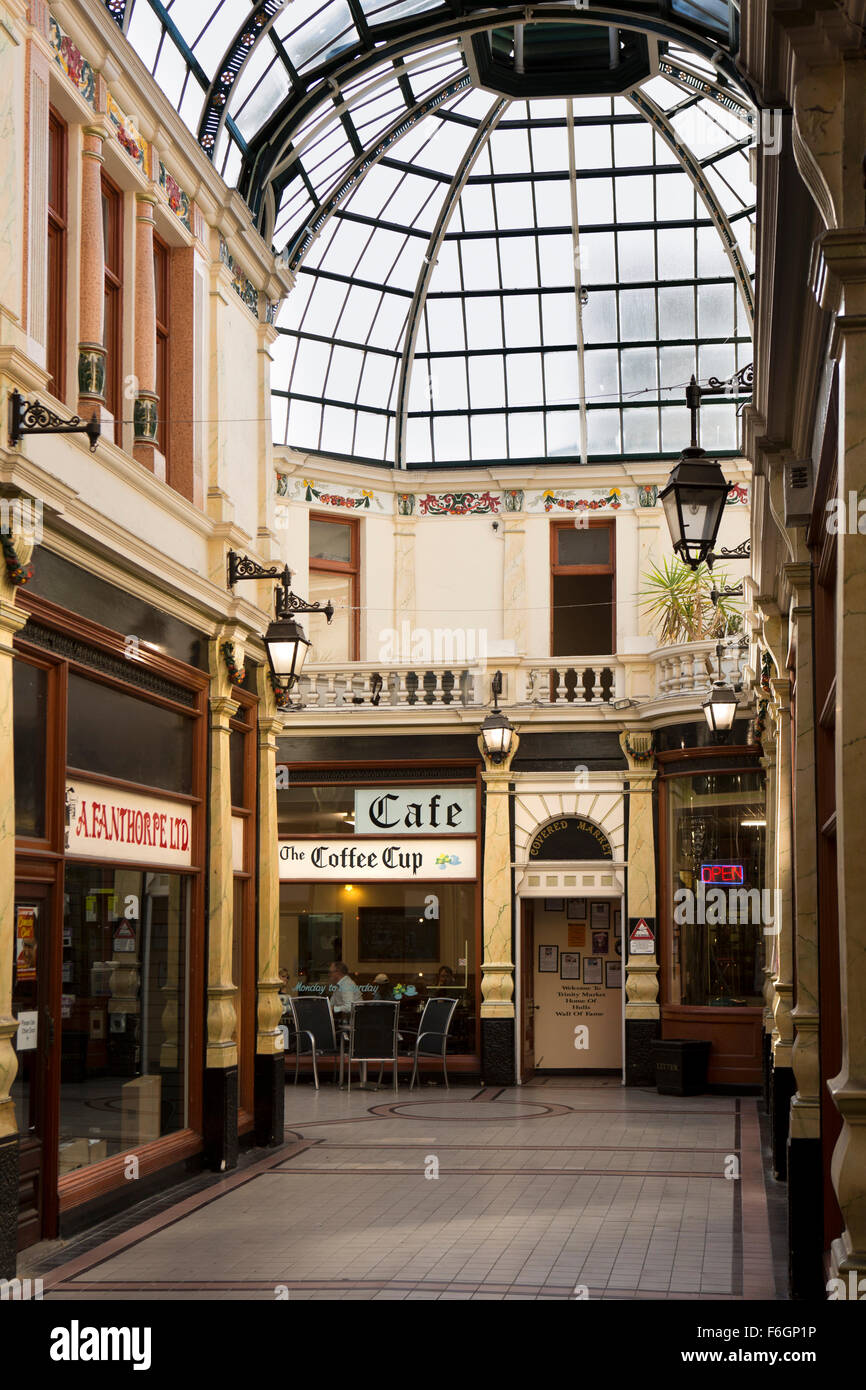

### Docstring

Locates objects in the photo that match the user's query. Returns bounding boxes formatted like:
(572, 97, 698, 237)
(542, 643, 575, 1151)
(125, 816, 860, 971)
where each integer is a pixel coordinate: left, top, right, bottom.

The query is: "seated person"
(435, 965, 455, 986)
(328, 960, 362, 1018)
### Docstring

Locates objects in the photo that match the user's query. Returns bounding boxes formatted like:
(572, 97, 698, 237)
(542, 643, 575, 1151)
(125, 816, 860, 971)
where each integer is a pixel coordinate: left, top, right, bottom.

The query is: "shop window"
(47, 108, 67, 400)
(13, 658, 47, 839)
(277, 780, 355, 835)
(666, 770, 766, 1007)
(154, 234, 170, 465)
(59, 865, 189, 1173)
(67, 672, 193, 795)
(307, 514, 359, 662)
(230, 695, 255, 1112)
(280, 881, 477, 1055)
(551, 520, 615, 655)
(101, 174, 123, 447)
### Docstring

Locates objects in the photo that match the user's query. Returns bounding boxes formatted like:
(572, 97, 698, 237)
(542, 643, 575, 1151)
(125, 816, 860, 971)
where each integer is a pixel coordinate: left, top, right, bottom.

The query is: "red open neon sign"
(700, 863, 745, 884)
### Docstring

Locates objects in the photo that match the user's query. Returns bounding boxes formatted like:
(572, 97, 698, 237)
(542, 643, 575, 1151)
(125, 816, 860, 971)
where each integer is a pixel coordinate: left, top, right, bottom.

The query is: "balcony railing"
(287, 641, 745, 714)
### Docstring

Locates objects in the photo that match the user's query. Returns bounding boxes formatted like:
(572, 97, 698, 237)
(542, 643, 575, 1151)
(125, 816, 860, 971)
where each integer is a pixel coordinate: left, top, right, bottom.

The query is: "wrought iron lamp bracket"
(227, 550, 334, 623)
(9, 388, 100, 452)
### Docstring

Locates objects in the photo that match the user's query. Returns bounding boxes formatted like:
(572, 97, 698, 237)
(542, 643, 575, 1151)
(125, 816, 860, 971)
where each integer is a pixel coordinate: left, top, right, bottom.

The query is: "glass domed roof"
(107, 3, 755, 468)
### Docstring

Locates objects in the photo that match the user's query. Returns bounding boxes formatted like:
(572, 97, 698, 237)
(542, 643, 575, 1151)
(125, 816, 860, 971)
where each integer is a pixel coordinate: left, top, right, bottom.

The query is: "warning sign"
(629, 917, 655, 956)
(113, 921, 136, 954)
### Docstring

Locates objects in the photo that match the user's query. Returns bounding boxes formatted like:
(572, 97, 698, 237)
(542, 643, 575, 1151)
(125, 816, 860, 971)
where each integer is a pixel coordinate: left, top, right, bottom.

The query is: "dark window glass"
(310, 518, 352, 563)
(552, 574, 614, 654)
(67, 673, 193, 794)
(59, 865, 189, 1167)
(557, 526, 611, 566)
(277, 782, 355, 834)
(13, 660, 47, 838)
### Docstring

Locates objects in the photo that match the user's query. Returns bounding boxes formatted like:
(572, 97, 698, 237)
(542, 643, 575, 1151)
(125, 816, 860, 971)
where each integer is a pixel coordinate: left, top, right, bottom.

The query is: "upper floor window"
(308, 515, 359, 663)
(154, 234, 170, 466)
(101, 174, 123, 447)
(47, 108, 67, 399)
(551, 520, 615, 656)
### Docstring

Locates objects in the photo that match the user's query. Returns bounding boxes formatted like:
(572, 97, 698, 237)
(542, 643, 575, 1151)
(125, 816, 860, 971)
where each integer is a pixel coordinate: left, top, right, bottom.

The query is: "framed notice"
(544, 898, 564, 912)
(538, 945, 559, 973)
(583, 957, 603, 985)
(592, 930, 609, 955)
(560, 951, 580, 980)
(566, 898, 587, 918)
(15, 907, 37, 981)
(567, 922, 586, 949)
(606, 960, 623, 989)
(591, 901, 610, 928)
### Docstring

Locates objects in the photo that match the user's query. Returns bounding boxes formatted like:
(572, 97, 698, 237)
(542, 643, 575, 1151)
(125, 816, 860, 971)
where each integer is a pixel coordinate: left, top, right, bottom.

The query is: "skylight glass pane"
(433, 414, 469, 462)
(614, 176, 655, 223)
(617, 229, 656, 281)
(545, 350, 580, 407)
(547, 410, 580, 457)
(584, 348, 618, 402)
(586, 409, 621, 454)
(658, 286, 695, 339)
(541, 293, 578, 347)
(538, 234, 575, 287)
(508, 412, 544, 458)
(470, 413, 507, 460)
(576, 179, 614, 225)
(620, 289, 657, 342)
(465, 297, 504, 350)
(622, 409, 660, 453)
(126, 0, 164, 71)
(506, 353, 543, 408)
(579, 232, 616, 285)
(658, 226, 696, 279)
(353, 409, 389, 460)
(504, 295, 541, 348)
(619, 347, 656, 396)
(468, 355, 506, 409)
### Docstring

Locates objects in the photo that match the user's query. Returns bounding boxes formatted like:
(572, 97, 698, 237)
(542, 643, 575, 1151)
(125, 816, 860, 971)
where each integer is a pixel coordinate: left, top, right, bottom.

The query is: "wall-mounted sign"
(529, 816, 613, 861)
(354, 788, 476, 835)
(700, 863, 745, 884)
(65, 781, 192, 868)
(279, 838, 476, 881)
(16, 1011, 37, 1051)
(629, 917, 655, 956)
(15, 906, 37, 981)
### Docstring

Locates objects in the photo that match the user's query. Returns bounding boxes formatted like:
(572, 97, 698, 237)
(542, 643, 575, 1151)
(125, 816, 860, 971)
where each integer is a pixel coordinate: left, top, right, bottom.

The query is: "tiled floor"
(22, 1078, 784, 1301)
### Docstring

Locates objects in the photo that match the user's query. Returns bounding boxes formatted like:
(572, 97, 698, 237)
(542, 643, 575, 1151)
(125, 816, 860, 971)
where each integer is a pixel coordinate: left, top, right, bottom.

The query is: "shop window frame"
(230, 686, 258, 1125)
(13, 587, 209, 1224)
(101, 171, 124, 448)
(308, 511, 360, 662)
(549, 518, 616, 657)
(47, 107, 68, 402)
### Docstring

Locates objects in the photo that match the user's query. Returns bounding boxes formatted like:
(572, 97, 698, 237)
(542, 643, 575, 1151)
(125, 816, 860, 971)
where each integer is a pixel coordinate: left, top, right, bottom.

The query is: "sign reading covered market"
(528, 816, 613, 861)
(354, 788, 476, 834)
(65, 781, 193, 868)
(279, 838, 476, 881)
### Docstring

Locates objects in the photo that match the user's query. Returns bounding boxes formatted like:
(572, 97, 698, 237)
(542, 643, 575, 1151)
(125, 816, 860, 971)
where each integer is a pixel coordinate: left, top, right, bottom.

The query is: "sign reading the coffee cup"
(65, 781, 193, 868)
(279, 838, 476, 881)
(354, 788, 476, 835)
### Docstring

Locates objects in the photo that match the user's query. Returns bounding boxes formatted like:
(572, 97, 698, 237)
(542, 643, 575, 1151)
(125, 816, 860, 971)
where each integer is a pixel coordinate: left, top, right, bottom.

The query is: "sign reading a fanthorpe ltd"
(354, 788, 476, 835)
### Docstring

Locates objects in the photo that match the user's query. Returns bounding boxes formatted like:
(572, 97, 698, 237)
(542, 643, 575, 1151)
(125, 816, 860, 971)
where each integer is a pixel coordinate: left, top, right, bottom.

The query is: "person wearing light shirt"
(328, 961, 362, 1017)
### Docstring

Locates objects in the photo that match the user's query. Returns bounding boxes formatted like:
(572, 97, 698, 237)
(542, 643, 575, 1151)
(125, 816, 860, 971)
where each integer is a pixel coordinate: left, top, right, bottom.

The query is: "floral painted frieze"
(107, 93, 151, 174)
(49, 17, 95, 106)
(219, 235, 259, 315)
(535, 487, 626, 514)
(417, 491, 500, 516)
(276, 474, 388, 513)
(726, 483, 749, 505)
(158, 163, 191, 230)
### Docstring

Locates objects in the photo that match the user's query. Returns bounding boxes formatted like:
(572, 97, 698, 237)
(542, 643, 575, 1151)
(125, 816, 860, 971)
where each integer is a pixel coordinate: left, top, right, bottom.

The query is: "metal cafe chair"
(345, 1001, 400, 1094)
(404, 997, 459, 1090)
(288, 996, 340, 1090)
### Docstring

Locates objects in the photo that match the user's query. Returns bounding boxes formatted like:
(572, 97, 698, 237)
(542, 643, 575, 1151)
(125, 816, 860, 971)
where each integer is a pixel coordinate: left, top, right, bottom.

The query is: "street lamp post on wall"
(480, 670, 515, 764)
(226, 551, 334, 694)
(659, 368, 753, 572)
(702, 640, 743, 742)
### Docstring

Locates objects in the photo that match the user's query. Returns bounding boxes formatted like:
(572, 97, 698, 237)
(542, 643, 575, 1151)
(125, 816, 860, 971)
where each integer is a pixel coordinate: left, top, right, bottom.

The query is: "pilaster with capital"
(133, 193, 159, 469)
(619, 732, 659, 1019)
(206, 636, 240, 1072)
(255, 665, 283, 1056)
(78, 124, 108, 413)
(769, 676, 794, 1070)
(478, 733, 519, 1019)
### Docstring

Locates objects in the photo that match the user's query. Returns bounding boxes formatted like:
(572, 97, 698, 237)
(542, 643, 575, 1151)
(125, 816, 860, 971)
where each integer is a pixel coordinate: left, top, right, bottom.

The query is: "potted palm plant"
(640, 557, 742, 646)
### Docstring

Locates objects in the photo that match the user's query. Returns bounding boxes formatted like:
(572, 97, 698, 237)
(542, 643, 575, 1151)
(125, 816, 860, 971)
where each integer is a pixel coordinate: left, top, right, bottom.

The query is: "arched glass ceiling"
(271, 65, 755, 467)
(109, 2, 755, 468)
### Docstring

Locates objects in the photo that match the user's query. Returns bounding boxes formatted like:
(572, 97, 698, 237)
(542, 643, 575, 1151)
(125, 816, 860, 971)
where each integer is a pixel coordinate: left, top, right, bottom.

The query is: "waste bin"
(650, 1039, 711, 1096)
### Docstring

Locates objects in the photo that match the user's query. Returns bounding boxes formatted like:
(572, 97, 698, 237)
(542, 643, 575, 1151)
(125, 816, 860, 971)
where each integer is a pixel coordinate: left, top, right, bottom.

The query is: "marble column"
(253, 666, 284, 1146)
(759, 738, 777, 1116)
(393, 515, 416, 646)
(769, 675, 795, 1180)
(619, 732, 659, 1085)
(502, 515, 528, 658)
(478, 732, 519, 1085)
(132, 193, 159, 472)
(0, 531, 31, 1279)
(204, 636, 240, 1170)
(77, 124, 106, 413)
(824, 232, 866, 1285)
(784, 566, 822, 1296)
